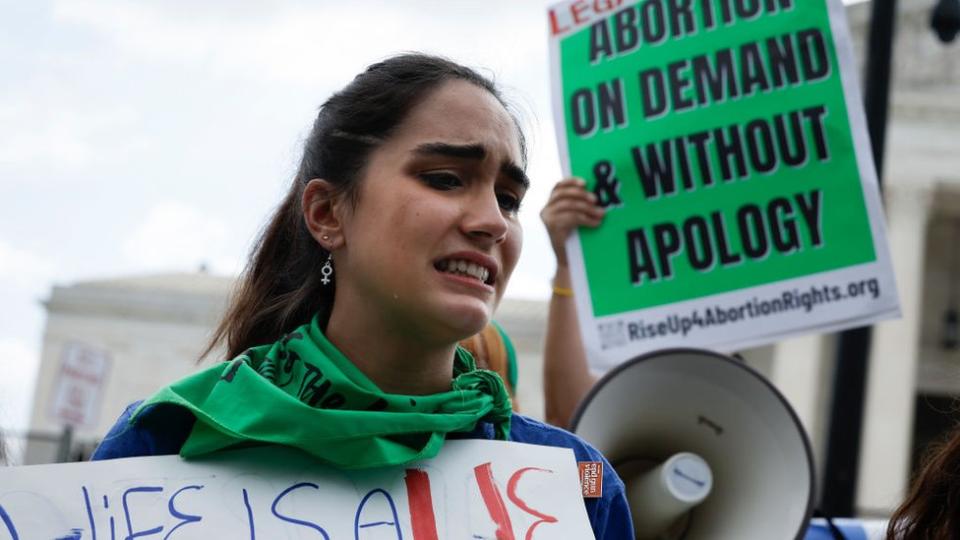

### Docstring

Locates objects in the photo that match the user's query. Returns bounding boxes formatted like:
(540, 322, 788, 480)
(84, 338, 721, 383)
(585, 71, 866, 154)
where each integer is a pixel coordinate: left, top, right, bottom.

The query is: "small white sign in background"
(48, 342, 111, 428)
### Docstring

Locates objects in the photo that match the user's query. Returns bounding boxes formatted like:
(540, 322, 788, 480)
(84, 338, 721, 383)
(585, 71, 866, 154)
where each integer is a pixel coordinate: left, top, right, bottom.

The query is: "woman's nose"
(462, 189, 509, 245)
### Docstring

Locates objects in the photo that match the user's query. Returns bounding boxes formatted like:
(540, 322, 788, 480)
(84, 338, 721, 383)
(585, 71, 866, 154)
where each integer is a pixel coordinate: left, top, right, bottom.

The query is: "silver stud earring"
(321, 254, 334, 285)
(322, 234, 330, 241)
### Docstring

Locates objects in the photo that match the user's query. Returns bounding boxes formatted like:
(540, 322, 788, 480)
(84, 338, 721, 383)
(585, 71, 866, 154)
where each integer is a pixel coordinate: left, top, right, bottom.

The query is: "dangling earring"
(321, 254, 334, 285)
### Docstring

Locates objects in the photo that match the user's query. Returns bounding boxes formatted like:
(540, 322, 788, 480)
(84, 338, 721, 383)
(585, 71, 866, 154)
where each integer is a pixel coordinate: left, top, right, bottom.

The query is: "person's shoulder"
(509, 415, 622, 484)
(91, 401, 194, 460)
(510, 415, 602, 458)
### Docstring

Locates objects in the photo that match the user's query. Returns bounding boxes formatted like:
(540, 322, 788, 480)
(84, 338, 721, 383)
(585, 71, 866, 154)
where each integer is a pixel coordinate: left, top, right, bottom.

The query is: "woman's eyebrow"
(501, 162, 530, 190)
(413, 142, 529, 189)
(414, 142, 486, 160)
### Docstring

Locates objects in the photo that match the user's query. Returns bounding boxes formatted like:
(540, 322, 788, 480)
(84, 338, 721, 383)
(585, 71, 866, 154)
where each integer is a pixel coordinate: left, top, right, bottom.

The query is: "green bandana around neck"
(131, 316, 513, 469)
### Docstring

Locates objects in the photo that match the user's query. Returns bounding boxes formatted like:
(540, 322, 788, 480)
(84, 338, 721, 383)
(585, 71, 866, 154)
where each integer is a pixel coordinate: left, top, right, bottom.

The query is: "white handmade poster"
(0, 440, 594, 539)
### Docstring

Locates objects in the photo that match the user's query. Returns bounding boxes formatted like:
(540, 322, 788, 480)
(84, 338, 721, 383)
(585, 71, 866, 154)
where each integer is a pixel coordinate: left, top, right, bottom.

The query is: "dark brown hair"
(887, 425, 960, 539)
(202, 53, 526, 361)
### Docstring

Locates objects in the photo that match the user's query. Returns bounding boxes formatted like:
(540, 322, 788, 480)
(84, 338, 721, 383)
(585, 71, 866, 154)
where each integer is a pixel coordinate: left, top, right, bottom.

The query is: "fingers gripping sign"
(541, 178, 607, 267)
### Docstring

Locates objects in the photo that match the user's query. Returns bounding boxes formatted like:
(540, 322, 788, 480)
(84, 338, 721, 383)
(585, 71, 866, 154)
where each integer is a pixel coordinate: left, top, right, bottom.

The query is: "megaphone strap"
(813, 509, 849, 540)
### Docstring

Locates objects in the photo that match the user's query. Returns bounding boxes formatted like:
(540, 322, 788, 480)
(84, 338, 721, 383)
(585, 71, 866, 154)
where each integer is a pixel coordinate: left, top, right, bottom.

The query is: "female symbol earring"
(321, 254, 334, 285)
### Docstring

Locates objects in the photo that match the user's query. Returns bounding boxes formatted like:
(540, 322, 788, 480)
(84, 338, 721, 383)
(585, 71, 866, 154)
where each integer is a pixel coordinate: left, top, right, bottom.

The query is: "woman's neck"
(324, 309, 459, 395)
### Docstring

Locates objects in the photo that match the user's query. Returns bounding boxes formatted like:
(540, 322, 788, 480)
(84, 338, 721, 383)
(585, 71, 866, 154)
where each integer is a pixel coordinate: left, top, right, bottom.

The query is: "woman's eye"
(497, 192, 522, 214)
(420, 172, 463, 190)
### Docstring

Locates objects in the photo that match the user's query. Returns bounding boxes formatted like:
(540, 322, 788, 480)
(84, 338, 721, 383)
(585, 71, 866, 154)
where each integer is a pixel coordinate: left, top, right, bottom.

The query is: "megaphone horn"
(571, 348, 815, 540)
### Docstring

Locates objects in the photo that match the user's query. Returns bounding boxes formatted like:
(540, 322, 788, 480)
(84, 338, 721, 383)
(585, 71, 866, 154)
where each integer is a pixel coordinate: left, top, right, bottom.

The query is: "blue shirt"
(93, 402, 635, 539)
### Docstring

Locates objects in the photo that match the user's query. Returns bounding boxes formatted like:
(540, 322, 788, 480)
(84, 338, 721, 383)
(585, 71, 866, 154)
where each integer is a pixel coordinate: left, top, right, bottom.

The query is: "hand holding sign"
(541, 178, 606, 268)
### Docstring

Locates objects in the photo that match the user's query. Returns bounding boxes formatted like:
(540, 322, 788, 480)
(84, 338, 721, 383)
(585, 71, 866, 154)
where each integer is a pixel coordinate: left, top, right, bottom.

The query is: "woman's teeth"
(440, 259, 490, 283)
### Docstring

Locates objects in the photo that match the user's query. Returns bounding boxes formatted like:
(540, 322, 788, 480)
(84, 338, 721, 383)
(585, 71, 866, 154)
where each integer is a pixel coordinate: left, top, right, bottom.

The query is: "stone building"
(24, 273, 231, 463)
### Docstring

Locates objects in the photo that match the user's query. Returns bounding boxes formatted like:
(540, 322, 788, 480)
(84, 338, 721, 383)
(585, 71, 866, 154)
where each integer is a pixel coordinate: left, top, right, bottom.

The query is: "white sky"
(0, 0, 867, 438)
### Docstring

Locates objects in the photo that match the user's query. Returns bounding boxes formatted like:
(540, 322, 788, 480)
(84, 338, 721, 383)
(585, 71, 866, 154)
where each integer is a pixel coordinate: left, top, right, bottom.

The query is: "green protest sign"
(548, 0, 899, 366)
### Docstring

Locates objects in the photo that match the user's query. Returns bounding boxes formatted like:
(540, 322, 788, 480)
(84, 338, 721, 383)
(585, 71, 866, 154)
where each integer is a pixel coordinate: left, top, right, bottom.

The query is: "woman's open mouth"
(435, 258, 495, 285)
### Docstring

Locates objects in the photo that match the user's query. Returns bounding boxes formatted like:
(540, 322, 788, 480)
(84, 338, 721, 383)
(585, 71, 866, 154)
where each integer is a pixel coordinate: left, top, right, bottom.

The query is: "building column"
(855, 183, 933, 515)
(768, 334, 832, 480)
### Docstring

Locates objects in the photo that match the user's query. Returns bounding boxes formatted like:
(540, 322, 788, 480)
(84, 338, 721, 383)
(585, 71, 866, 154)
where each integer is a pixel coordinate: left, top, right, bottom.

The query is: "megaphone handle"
(813, 509, 848, 540)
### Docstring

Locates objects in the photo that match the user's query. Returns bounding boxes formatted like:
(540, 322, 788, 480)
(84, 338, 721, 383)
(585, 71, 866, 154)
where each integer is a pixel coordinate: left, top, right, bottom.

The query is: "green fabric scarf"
(131, 316, 512, 469)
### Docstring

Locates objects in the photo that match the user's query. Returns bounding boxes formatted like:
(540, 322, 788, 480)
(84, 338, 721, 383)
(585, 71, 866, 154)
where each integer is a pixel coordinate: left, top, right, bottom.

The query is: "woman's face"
(331, 79, 526, 344)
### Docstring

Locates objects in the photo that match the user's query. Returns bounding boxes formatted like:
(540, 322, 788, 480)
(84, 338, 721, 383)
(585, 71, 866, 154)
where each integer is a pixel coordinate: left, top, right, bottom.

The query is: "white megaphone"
(571, 349, 814, 540)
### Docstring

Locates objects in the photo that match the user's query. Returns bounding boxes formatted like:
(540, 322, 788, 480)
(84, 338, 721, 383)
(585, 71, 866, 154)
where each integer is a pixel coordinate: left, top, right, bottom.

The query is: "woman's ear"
(302, 179, 347, 250)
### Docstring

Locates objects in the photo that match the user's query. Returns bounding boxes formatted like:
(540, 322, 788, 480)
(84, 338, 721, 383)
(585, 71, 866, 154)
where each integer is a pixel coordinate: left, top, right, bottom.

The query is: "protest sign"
(548, 0, 899, 367)
(49, 342, 111, 427)
(0, 440, 594, 539)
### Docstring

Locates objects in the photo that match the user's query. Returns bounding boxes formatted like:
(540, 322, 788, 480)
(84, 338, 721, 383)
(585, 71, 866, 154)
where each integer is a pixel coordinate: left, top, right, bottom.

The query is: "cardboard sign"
(548, 0, 899, 366)
(0, 440, 595, 539)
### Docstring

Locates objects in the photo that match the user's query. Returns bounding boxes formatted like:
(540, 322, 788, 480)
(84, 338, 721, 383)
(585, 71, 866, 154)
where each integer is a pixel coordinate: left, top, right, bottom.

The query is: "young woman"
(91, 54, 633, 538)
